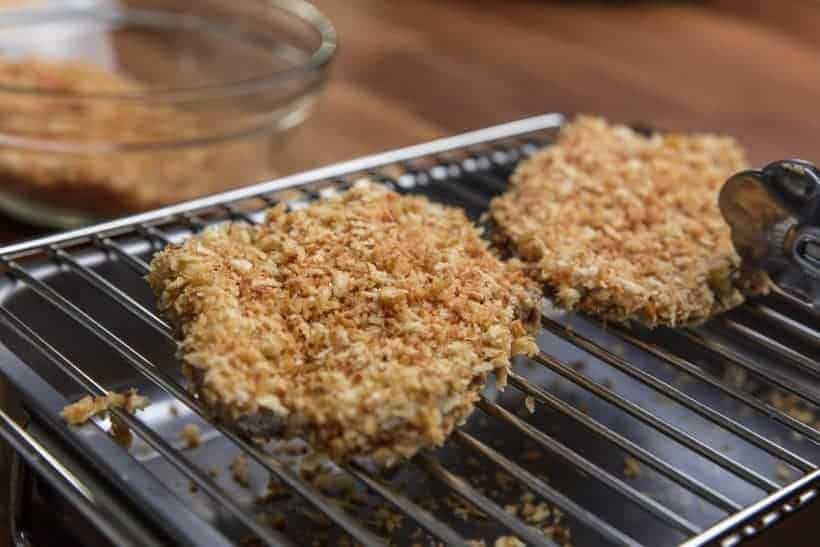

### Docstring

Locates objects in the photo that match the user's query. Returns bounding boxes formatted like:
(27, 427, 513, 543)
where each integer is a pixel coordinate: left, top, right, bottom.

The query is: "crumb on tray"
(524, 396, 536, 414)
(494, 536, 525, 547)
(775, 464, 793, 482)
(624, 456, 642, 478)
(60, 388, 149, 425)
(60, 389, 149, 449)
(179, 423, 202, 449)
(231, 454, 250, 487)
(768, 391, 817, 426)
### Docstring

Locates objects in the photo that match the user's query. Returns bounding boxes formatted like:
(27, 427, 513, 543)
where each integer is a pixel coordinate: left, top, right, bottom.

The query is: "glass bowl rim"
(0, 0, 337, 101)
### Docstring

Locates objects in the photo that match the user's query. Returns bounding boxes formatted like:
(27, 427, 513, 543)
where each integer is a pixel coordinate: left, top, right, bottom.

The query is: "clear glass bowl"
(0, 0, 336, 227)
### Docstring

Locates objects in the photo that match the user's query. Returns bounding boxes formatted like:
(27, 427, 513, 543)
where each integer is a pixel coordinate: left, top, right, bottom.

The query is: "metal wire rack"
(0, 113, 816, 547)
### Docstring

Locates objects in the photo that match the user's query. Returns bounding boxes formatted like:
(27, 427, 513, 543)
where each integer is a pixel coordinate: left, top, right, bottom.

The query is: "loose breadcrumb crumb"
(768, 391, 817, 427)
(374, 506, 403, 533)
(230, 454, 250, 488)
(490, 115, 769, 327)
(179, 423, 202, 449)
(520, 492, 552, 524)
(61, 388, 149, 425)
(147, 182, 540, 464)
(624, 456, 642, 478)
(494, 536, 525, 547)
(61, 389, 148, 448)
(445, 494, 488, 521)
(524, 396, 536, 414)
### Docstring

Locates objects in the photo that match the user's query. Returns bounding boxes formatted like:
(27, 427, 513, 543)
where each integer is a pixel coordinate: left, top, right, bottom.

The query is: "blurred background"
(298, 0, 819, 167)
(0, 0, 816, 239)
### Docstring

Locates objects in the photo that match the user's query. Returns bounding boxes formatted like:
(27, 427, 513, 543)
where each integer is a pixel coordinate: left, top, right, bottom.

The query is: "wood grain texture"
(2, 0, 820, 241)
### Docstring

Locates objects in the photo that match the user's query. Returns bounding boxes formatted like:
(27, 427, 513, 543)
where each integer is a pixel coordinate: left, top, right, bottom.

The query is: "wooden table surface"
(2, 0, 820, 241)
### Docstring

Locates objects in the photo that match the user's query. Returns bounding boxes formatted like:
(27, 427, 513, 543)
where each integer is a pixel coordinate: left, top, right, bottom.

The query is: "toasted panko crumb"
(494, 536, 525, 547)
(445, 493, 488, 521)
(61, 389, 148, 448)
(520, 492, 552, 524)
(61, 388, 149, 425)
(147, 182, 540, 464)
(374, 506, 403, 533)
(230, 454, 250, 487)
(524, 396, 536, 414)
(768, 391, 817, 427)
(179, 424, 202, 449)
(624, 456, 642, 478)
(490, 115, 769, 327)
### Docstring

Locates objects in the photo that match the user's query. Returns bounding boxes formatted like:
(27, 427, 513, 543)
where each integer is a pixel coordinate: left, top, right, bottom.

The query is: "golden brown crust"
(147, 182, 540, 464)
(490, 116, 768, 327)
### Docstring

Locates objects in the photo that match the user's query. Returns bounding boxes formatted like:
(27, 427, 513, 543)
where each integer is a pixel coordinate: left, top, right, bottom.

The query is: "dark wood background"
(2, 0, 820, 240)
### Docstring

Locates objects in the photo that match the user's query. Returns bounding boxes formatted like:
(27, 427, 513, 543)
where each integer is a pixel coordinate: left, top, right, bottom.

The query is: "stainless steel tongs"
(720, 159, 820, 308)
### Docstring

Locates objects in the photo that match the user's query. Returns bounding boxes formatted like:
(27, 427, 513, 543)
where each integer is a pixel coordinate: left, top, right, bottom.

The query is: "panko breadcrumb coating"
(147, 182, 540, 464)
(490, 116, 768, 327)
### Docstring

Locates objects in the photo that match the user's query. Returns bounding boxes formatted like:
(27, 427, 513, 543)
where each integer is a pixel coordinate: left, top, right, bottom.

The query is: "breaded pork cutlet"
(147, 182, 540, 465)
(490, 116, 769, 327)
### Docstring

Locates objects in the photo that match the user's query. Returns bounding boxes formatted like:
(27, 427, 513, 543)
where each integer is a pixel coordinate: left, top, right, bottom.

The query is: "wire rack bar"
(477, 399, 701, 535)
(679, 470, 820, 547)
(417, 453, 559, 547)
(718, 317, 820, 378)
(344, 463, 469, 547)
(680, 328, 820, 406)
(605, 323, 820, 444)
(97, 237, 153, 275)
(746, 304, 820, 349)
(529, 349, 782, 492)
(540, 317, 814, 475)
(452, 430, 642, 547)
(507, 372, 742, 512)
(767, 283, 820, 317)
(52, 248, 174, 341)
